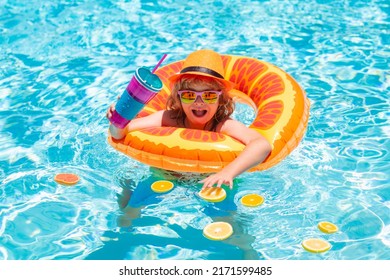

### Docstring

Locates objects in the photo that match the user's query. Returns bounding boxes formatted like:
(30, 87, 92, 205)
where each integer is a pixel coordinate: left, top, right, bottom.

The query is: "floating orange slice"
(302, 238, 331, 253)
(54, 173, 80, 185)
(203, 222, 233, 241)
(198, 187, 226, 202)
(318, 221, 338, 234)
(151, 180, 174, 193)
(240, 194, 264, 207)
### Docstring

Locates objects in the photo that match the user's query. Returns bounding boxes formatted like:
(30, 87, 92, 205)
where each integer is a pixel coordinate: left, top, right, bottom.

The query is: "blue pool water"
(0, 0, 389, 260)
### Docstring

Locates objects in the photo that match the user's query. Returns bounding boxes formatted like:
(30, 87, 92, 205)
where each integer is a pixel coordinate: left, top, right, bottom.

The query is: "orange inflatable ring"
(108, 55, 310, 173)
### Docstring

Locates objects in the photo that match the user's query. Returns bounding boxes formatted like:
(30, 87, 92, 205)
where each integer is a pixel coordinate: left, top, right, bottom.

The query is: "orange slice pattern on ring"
(250, 72, 285, 106)
(180, 130, 226, 142)
(154, 61, 183, 83)
(252, 100, 284, 130)
(228, 58, 268, 94)
(140, 127, 177, 137)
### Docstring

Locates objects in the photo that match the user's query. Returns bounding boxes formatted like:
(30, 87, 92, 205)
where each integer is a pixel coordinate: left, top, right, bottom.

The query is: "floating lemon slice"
(240, 194, 264, 207)
(302, 238, 331, 253)
(203, 222, 233, 241)
(151, 180, 174, 193)
(318, 221, 338, 234)
(54, 173, 80, 185)
(198, 188, 226, 202)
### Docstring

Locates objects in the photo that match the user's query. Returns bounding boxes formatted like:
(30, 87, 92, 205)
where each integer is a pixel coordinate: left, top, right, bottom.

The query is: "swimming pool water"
(0, 0, 389, 260)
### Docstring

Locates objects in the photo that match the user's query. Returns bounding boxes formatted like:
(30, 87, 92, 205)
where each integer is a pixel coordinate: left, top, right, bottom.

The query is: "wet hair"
(166, 75, 235, 131)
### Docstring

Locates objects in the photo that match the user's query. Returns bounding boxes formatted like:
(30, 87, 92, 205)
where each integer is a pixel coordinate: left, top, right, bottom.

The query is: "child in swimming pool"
(106, 49, 271, 190)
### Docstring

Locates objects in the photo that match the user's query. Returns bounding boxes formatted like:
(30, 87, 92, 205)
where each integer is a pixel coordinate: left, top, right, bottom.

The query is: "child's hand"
(106, 96, 120, 120)
(199, 171, 234, 190)
(106, 103, 116, 120)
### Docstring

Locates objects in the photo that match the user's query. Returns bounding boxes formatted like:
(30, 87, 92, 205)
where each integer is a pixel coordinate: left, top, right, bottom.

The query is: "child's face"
(180, 82, 219, 129)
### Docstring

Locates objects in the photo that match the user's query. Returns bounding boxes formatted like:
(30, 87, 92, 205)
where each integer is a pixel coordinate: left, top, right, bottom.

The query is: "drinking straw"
(152, 54, 168, 73)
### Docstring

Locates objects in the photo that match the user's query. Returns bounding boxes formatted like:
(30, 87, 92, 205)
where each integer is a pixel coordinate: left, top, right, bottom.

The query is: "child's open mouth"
(192, 109, 207, 118)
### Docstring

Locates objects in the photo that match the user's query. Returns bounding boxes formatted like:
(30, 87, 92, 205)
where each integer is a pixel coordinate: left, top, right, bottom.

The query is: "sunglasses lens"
(201, 91, 219, 103)
(180, 91, 196, 103)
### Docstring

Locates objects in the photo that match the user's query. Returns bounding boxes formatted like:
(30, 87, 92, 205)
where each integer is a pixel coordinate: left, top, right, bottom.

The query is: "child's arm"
(106, 104, 166, 139)
(199, 119, 271, 189)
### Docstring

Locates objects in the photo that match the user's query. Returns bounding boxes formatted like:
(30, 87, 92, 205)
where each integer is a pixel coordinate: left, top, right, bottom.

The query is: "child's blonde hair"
(166, 75, 235, 131)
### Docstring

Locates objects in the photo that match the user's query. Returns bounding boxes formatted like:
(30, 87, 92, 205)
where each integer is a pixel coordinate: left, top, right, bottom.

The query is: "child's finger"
(216, 179, 223, 189)
(201, 179, 215, 190)
(199, 178, 211, 188)
(201, 182, 212, 190)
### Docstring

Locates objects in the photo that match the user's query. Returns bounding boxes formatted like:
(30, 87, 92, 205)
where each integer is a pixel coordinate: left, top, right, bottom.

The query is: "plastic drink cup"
(109, 67, 163, 129)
